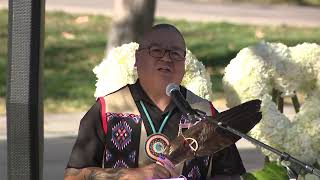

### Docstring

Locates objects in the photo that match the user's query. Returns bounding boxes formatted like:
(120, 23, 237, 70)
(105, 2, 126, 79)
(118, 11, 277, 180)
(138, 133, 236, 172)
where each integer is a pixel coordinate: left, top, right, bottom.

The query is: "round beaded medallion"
(145, 133, 170, 161)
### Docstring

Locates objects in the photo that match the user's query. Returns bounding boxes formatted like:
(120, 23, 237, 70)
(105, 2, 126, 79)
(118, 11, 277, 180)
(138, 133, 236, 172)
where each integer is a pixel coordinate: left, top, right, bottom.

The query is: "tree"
(106, 0, 156, 53)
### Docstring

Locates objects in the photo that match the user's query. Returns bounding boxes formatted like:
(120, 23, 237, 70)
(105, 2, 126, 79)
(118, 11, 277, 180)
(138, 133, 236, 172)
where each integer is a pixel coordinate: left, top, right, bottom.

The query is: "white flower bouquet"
(223, 41, 320, 166)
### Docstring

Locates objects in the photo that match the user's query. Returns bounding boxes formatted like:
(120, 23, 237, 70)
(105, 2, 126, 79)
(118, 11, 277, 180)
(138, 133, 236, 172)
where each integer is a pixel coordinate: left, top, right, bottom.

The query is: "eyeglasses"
(138, 46, 186, 61)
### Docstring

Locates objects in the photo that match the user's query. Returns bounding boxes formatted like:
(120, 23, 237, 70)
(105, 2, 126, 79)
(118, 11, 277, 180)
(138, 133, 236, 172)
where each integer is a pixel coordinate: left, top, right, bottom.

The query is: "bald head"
(139, 24, 186, 50)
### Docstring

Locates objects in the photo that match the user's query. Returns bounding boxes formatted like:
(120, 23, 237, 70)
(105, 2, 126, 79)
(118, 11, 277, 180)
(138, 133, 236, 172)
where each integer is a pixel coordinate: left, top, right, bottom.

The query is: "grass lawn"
(1, 9, 320, 113)
(189, 0, 320, 6)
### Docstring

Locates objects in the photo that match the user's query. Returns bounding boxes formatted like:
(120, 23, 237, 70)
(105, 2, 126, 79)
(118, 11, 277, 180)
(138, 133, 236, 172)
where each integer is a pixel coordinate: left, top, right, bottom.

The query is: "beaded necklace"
(139, 100, 173, 161)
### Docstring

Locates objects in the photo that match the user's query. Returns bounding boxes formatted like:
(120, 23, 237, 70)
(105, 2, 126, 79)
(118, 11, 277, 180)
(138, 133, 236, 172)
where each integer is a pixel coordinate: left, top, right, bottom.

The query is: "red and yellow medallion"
(145, 133, 170, 161)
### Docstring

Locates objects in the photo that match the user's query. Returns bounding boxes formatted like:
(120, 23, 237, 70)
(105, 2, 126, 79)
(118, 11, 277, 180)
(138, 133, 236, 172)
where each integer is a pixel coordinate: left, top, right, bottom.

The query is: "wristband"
(156, 155, 176, 175)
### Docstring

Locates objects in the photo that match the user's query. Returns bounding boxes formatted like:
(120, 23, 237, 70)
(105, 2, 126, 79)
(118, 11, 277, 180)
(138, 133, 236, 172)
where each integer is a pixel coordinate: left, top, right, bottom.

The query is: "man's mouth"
(157, 66, 172, 72)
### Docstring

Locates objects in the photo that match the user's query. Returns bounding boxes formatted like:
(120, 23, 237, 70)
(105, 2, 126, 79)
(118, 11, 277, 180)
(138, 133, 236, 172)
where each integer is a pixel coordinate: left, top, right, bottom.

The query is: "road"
(1, 138, 74, 180)
(0, 0, 319, 27)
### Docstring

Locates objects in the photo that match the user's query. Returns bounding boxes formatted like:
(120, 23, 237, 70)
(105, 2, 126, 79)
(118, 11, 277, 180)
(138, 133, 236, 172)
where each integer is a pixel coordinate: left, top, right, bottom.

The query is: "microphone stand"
(188, 112, 320, 179)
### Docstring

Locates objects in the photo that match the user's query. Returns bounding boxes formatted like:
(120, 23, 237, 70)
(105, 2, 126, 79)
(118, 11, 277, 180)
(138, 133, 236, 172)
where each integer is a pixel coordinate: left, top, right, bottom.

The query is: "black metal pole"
(205, 116, 320, 178)
(7, 0, 45, 179)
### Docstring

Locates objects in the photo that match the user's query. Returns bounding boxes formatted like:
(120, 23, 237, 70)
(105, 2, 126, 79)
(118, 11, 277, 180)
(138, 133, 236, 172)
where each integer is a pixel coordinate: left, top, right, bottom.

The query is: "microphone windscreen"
(166, 83, 180, 97)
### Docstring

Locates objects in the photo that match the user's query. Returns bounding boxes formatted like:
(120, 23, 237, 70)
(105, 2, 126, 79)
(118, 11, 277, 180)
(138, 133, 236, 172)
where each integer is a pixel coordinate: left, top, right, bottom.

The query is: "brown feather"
(164, 99, 262, 165)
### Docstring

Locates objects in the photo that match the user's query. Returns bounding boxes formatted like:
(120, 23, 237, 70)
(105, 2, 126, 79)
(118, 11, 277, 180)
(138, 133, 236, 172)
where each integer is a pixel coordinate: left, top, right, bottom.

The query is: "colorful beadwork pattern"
(104, 149, 113, 162)
(145, 133, 170, 161)
(187, 166, 201, 179)
(107, 112, 140, 124)
(111, 121, 132, 150)
(179, 114, 189, 124)
(129, 151, 136, 163)
(113, 160, 129, 168)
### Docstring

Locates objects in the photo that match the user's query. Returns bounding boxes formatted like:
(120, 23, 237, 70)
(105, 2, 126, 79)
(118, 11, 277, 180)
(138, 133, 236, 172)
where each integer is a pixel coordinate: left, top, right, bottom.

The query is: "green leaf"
(243, 162, 289, 180)
(242, 172, 258, 180)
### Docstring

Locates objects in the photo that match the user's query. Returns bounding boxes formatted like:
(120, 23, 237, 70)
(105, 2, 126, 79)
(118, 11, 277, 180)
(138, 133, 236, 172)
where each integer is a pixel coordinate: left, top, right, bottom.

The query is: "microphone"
(166, 83, 198, 117)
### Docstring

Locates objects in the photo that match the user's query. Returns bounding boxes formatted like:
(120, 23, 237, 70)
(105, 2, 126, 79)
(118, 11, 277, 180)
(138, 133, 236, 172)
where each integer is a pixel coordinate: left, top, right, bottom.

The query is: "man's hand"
(132, 163, 174, 179)
(64, 163, 174, 180)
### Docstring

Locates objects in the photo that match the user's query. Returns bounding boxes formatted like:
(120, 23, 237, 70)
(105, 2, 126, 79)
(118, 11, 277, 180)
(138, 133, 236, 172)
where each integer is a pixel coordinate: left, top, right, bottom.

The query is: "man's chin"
(156, 78, 181, 87)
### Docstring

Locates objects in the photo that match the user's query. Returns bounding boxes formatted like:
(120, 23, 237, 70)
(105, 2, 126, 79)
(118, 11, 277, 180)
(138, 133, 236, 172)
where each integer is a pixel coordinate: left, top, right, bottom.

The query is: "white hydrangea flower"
(93, 42, 139, 97)
(223, 42, 320, 167)
(182, 49, 213, 101)
(290, 43, 320, 92)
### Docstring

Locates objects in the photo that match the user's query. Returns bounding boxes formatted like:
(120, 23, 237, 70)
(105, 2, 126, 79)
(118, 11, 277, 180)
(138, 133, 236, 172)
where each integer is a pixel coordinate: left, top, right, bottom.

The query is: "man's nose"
(160, 50, 172, 62)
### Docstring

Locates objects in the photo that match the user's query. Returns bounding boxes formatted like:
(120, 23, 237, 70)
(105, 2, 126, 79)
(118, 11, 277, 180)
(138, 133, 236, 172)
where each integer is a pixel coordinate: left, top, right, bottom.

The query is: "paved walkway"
(0, 0, 320, 27)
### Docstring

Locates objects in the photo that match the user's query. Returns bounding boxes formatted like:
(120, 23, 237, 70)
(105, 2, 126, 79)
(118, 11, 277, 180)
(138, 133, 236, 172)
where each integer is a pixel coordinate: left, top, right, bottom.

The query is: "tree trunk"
(106, 0, 156, 53)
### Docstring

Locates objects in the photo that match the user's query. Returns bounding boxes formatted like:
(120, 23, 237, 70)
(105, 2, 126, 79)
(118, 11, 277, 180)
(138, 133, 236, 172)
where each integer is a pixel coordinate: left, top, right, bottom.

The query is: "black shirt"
(67, 81, 246, 176)
(129, 80, 187, 141)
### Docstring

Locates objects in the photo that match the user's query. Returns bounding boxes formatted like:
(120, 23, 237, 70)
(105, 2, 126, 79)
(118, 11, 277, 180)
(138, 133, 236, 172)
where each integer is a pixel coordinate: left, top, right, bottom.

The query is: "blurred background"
(0, 0, 320, 179)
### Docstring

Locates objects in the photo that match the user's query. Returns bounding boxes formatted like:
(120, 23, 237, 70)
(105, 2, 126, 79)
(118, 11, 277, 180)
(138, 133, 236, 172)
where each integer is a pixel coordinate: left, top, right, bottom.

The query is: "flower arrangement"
(93, 42, 213, 101)
(223, 41, 320, 166)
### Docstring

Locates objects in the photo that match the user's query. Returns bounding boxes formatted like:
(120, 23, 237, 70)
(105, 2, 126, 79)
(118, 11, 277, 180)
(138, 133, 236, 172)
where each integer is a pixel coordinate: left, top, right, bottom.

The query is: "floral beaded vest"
(99, 86, 216, 179)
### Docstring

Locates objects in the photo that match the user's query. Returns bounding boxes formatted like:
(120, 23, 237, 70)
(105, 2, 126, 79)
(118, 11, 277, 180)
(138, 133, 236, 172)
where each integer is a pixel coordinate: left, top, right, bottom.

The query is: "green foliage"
(196, 0, 320, 6)
(158, 19, 320, 68)
(1, 9, 320, 112)
(43, 12, 111, 111)
(302, 0, 320, 6)
(243, 162, 289, 180)
(242, 173, 259, 180)
(0, 9, 7, 98)
(211, 73, 224, 92)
